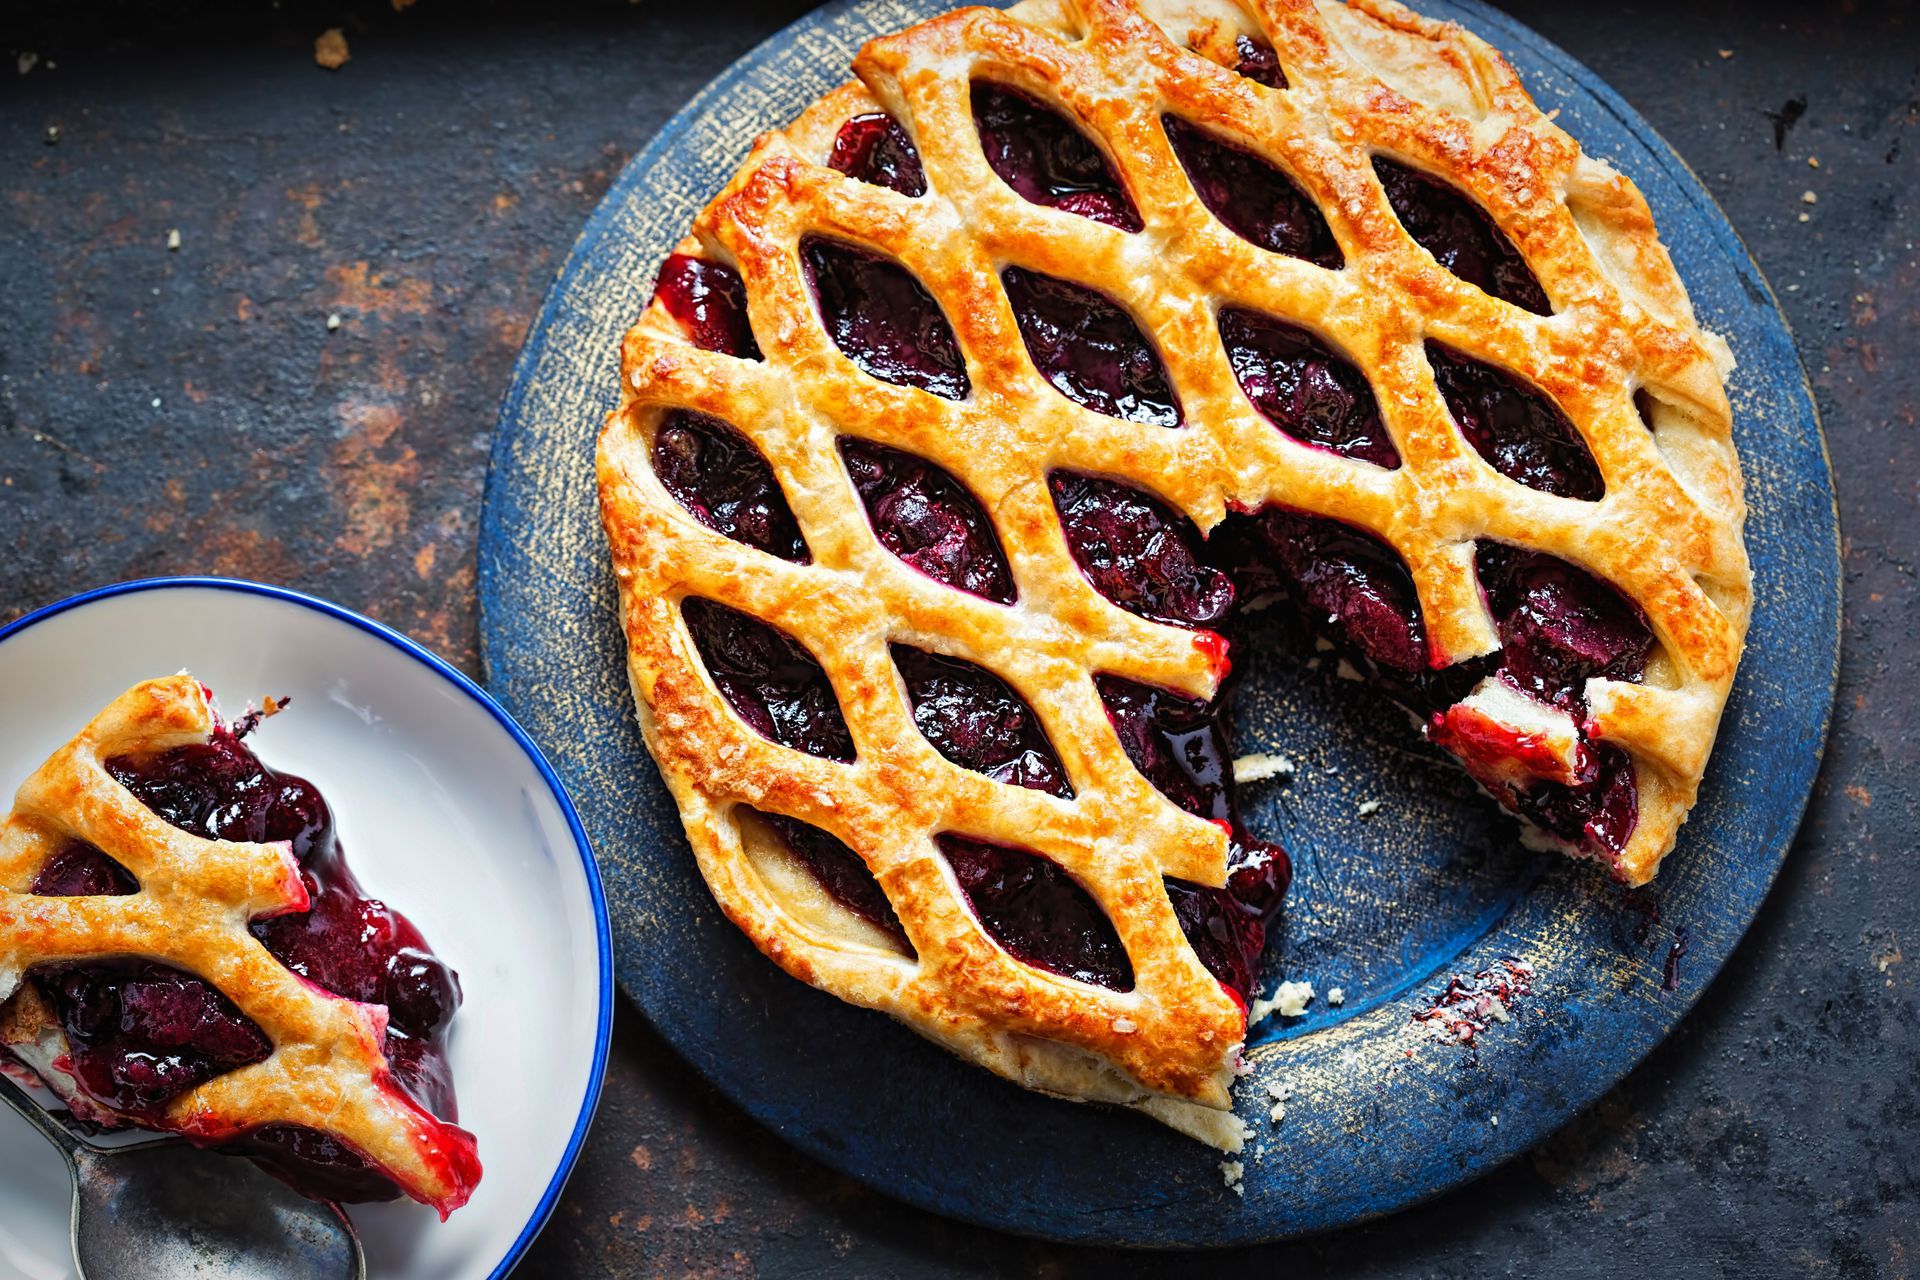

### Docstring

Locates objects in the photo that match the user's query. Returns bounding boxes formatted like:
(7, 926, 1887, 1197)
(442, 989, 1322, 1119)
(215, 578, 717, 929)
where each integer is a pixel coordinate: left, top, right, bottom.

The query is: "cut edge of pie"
(598, 0, 1751, 1148)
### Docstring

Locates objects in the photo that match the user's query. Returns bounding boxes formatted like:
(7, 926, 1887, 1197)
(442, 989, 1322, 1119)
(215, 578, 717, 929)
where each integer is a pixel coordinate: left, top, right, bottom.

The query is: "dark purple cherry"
(1233, 34, 1288, 89)
(681, 597, 855, 762)
(1167, 832, 1291, 1002)
(1049, 472, 1233, 629)
(1511, 743, 1639, 857)
(1095, 674, 1230, 822)
(938, 836, 1132, 990)
(33, 959, 271, 1121)
(828, 112, 928, 196)
(802, 238, 970, 400)
(32, 843, 137, 896)
(1163, 117, 1338, 267)
(1003, 268, 1180, 426)
(1220, 307, 1395, 467)
(1232, 508, 1428, 678)
(841, 438, 1014, 603)
(757, 810, 907, 945)
(1476, 543, 1653, 713)
(893, 646, 1072, 797)
(1426, 341, 1602, 500)
(1373, 157, 1550, 315)
(652, 410, 808, 563)
(971, 83, 1142, 231)
(652, 253, 761, 359)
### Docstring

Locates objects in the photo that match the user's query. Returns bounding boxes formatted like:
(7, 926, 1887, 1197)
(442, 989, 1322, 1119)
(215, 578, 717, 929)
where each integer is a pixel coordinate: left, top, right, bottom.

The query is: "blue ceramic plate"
(477, 0, 1839, 1247)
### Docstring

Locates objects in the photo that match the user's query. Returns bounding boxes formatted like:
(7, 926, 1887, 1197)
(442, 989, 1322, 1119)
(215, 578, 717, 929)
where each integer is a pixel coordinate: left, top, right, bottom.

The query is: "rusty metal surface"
(1, 1, 1913, 1275)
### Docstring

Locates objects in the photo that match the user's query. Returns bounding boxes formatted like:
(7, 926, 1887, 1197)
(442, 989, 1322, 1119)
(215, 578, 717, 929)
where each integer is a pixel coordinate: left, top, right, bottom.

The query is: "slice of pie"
(0, 675, 481, 1215)
(597, 0, 1750, 1147)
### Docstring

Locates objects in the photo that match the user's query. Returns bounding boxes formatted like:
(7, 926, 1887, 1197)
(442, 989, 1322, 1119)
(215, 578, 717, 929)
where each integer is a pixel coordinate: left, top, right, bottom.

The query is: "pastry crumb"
(315, 28, 351, 70)
(1232, 752, 1295, 784)
(1808, 155, 1820, 168)
(18, 52, 38, 75)
(166, 228, 181, 252)
(44, 125, 59, 145)
(1219, 1160, 1245, 1194)
(1490, 1114, 1499, 1127)
(1717, 48, 1734, 59)
(1801, 189, 1818, 204)
(1250, 980, 1314, 1024)
(326, 313, 342, 332)
(1356, 799, 1382, 818)
(1328, 987, 1346, 1006)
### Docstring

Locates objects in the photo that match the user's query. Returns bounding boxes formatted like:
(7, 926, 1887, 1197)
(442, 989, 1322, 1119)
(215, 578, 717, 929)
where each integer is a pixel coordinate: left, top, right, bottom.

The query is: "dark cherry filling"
(1426, 341, 1603, 500)
(26, 722, 463, 1203)
(971, 82, 1142, 231)
(653, 410, 809, 563)
(1475, 543, 1654, 714)
(938, 836, 1132, 990)
(841, 438, 1015, 603)
(683, 597, 855, 762)
(1233, 34, 1288, 89)
(803, 238, 970, 400)
(1096, 675, 1289, 1001)
(1163, 117, 1340, 267)
(33, 959, 271, 1120)
(893, 645, 1071, 797)
(756, 810, 907, 945)
(1049, 472, 1232, 629)
(1003, 268, 1181, 426)
(1511, 743, 1639, 857)
(1220, 307, 1395, 467)
(828, 112, 928, 196)
(1373, 157, 1551, 315)
(652, 252, 761, 359)
(31, 842, 136, 896)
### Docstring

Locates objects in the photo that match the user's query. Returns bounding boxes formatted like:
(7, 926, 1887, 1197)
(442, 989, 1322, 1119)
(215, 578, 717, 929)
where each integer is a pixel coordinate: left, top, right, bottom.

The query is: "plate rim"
(476, 0, 1841, 1247)
(0, 575, 616, 1280)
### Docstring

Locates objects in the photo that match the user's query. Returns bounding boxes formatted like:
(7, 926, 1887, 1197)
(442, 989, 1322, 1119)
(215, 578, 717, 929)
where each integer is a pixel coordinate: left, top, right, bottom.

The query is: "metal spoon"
(0, 1073, 365, 1280)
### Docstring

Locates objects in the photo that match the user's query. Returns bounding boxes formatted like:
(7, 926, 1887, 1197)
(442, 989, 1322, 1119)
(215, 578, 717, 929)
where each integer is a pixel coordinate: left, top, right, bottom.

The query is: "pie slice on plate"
(597, 0, 1750, 1148)
(0, 674, 481, 1214)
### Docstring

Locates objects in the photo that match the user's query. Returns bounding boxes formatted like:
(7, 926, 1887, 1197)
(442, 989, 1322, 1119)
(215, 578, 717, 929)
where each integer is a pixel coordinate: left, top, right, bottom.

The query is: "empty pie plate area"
(0, 579, 612, 1279)
(479, 0, 1837, 1249)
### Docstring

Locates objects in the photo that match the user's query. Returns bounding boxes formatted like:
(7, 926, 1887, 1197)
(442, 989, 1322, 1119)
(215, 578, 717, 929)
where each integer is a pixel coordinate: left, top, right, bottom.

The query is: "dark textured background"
(1, 2, 1913, 1275)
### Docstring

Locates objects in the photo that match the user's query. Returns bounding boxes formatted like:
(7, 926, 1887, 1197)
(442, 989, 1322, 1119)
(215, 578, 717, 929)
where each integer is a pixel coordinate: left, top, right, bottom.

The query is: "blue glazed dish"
(477, 0, 1840, 1247)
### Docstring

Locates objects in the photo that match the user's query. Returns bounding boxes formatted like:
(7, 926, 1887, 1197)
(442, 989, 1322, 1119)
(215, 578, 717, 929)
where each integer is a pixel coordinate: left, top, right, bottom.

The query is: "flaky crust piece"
(598, 0, 1749, 1144)
(0, 676, 480, 1214)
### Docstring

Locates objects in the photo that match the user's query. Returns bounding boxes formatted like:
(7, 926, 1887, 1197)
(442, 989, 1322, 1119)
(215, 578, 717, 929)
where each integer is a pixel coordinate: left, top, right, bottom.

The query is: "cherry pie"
(598, 0, 1749, 1147)
(0, 676, 480, 1214)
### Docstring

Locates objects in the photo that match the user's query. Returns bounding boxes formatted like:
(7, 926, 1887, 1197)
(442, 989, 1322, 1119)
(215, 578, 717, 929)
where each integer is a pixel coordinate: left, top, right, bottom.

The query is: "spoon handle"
(0, 1070, 81, 1161)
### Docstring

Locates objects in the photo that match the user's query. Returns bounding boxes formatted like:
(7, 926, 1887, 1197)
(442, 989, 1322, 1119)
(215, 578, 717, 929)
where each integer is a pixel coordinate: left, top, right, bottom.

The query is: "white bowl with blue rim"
(0, 578, 611, 1280)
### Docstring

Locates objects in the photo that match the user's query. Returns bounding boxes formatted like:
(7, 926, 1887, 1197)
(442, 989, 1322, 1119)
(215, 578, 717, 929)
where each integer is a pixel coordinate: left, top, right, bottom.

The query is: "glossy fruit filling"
(972, 83, 1142, 231)
(683, 597, 855, 762)
(894, 646, 1072, 797)
(841, 438, 1014, 602)
(653, 252, 760, 359)
(1427, 341, 1603, 500)
(1232, 35, 1288, 89)
(1003, 268, 1182, 426)
(1373, 157, 1551, 315)
(654, 144, 1653, 1011)
(829, 112, 927, 196)
(803, 237, 970, 400)
(654, 410, 809, 563)
(1163, 117, 1340, 267)
(1220, 307, 1395, 467)
(24, 718, 463, 1204)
